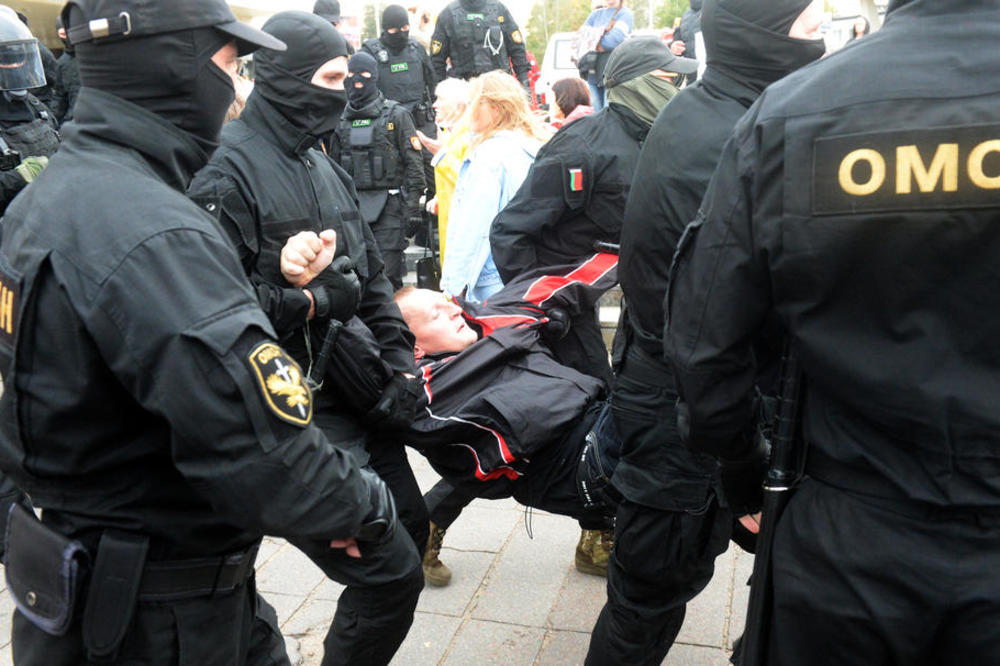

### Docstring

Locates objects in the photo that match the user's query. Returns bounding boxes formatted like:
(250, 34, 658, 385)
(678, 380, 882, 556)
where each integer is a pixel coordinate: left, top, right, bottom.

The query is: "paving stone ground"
(0, 449, 748, 665)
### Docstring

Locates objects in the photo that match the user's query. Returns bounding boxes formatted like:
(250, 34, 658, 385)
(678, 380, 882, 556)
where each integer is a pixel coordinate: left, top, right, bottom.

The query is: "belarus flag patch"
(568, 168, 583, 192)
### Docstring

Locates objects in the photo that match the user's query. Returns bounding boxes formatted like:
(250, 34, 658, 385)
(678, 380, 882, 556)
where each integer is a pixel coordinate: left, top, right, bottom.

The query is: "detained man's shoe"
(574, 528, 613, 577)
(423, 521, 453, 586)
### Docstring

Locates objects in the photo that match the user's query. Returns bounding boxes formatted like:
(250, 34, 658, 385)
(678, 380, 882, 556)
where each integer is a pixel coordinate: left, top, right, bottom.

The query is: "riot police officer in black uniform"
(0, 0, 413, 664)
(362, 5, 436, 137)
(313, 0, 355, 55)
(0, 6, 60, 215)
(585, 1, 825, 663)
(329, 52, 426, 290)
(54, 16, 81, 123)
(188, 15, 428, 662)
(430, 0, 531, 88)
(667, 0, 1000, 663)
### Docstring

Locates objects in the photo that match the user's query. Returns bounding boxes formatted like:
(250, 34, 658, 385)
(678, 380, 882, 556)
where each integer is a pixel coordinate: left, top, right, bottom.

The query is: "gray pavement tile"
(0, 645, 10, 666)
(727, 547, 753, 648)
(295, 631, 326, 666)
(418, 550, 496, 616)
(439, 505, 522, 553)
(282, 598, 338, 637)
(262, 591, 308, 627)
(0, 590, 13, 650)
(311, 577, 346, 601)
(443, 619, 545, 666)
(257, 537, 287, 567)
(546, 568, 607, 632)
(664, 643, 732, 666)
(472, 513, 579, 626)
(534, 629, 590, 665)
(391, 611, 463, 666)
(256, 545, 326, 596)
(676, 546, 736, 649)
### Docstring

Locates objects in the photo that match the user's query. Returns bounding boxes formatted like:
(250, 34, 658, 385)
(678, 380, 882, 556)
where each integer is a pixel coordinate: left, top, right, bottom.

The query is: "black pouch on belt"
(82, 530, 149, 660)
(4, 503, 90, 635)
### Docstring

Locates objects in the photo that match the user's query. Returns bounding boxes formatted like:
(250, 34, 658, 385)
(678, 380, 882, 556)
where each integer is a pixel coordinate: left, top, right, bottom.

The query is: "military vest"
(363, 38, 426, 111)
(449, 1, 511, 77)
(335, 101, 404, 191)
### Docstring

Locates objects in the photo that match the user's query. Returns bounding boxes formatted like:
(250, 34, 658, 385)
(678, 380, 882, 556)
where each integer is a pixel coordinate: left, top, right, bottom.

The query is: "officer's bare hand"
(670, 39, 686, 56)
(330, 537, 362, 558)
(416, 130, 441, 156)
(426, 196, 438, 215)
(281, 229, 336, 287)
(738, 513, 762, 535)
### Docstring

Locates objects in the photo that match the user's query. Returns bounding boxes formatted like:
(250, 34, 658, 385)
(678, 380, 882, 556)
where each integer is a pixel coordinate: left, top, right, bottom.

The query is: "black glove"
(363, 372, 423, 430)
(541, 307, 570, 342)
(718, 434, 769, 517)
(406, 213, 424, 239)
(310, 256, 361, 323)
(355, 468, 398, 545)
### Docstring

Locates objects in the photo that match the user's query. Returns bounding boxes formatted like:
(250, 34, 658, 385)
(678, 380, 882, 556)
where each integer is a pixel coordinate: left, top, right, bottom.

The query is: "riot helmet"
(0, 6, 45, 91)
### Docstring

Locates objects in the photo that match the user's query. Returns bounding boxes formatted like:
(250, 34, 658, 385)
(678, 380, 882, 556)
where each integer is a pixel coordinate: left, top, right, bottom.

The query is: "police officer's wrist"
(307, 287, 331, 321)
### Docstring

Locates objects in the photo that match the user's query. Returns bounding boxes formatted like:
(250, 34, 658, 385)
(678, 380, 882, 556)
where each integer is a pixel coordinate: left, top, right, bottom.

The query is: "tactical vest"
(363, 38, 426, 111)
(448, 1, 511, 77)
(335, 101, 404, 191)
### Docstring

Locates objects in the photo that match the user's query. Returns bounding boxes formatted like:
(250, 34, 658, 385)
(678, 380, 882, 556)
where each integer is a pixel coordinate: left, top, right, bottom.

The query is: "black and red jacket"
(406, 253, 617, 483)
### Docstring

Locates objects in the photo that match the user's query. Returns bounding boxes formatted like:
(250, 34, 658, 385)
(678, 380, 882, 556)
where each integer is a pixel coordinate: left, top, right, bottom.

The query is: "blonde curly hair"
(465, 70, 551, 148)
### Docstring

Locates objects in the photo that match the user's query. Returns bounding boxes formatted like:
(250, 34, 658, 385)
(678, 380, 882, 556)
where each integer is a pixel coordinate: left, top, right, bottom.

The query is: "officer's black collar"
(67, 87, 209, 192)
(344, 93, 386, 121)
(606, 103, 651, 143)
(698, 67, 760, 109)
(241, 93, 320, 156)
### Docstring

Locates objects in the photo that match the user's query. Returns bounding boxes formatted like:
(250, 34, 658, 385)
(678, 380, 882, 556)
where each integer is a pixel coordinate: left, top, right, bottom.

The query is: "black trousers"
(768, 479, 1000, 665)
(424, 401, 613, 531)
(586, 498, 732, 665)
(368, 437, 430, 558)
(14, 577, 289, 665)
(369, 196, 407, 291)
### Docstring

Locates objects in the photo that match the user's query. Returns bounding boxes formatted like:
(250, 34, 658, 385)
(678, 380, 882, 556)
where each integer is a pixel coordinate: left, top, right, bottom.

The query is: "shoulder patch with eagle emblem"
(248, 342, 313, 427)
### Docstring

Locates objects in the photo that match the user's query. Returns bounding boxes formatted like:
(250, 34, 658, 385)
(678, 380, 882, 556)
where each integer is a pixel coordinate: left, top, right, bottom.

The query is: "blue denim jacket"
(441, 131, 540, 302)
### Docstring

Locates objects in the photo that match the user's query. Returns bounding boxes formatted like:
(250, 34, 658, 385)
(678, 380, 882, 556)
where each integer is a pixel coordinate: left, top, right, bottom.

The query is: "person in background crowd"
(845, 14, 870, 44)
(430, 0, 531, 88)
(440, 70, 548, 303)
(314, 0, 355, 54)
(0, 6, 60, 215)
(328, 51, 426, 290)
(549, 76, 592, 129)
(361, 4, 438, 226)
(53, 16, 80, 123)
(578, 0, 633, 111)
(13, 11, 59, 118)
(187, 13, 427, 662)
(585, 1, 827, 663)
(407, 4, 434, 53)
(670, 0, 702, 86)
(418, 77, 471, 261)
(667, 0, 1000, 663)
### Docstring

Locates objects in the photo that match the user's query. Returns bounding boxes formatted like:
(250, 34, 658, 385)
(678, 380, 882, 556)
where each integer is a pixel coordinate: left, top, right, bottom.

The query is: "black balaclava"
(254, 11, 349, 139)
(701, 0, 826, 94)
(347, 52, 379, 108)
(380, 5, 410, 53)
(313, 0, 342, 25)
(72, 7, 235, 153)
(690, 0, 703, 11)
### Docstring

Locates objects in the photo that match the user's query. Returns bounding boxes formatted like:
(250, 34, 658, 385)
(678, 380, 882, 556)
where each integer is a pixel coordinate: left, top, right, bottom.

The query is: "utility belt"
(616, 342, 677, 393)
(4, 504, 258, 660)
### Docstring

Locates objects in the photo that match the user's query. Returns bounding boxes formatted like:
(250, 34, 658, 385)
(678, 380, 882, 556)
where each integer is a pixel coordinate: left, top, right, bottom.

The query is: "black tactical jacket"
(430, 0, 529, 85)
(328, 94, 426, 222)
(188, 93, 415, 411)
(667, 0, 1000, 508)
(0, 93, 60, 214)
(55, 52, 81, 123)
(361, 37, 436, 125)
(0, 88, 379, 560)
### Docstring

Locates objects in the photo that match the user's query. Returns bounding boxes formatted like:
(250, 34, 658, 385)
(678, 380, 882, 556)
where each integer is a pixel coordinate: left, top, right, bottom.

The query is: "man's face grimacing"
(397, 289, 479, 355)
(311, 55, 348, 90)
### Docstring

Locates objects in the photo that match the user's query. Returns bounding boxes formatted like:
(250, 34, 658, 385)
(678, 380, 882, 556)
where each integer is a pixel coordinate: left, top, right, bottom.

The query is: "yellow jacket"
(432, 122, 472, 261)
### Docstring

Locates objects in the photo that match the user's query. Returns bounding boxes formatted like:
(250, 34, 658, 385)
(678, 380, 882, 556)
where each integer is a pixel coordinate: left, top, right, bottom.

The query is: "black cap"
(314, 0, 342, 25)
(62, 0, 286, 56)
(602, 36, 698, 89)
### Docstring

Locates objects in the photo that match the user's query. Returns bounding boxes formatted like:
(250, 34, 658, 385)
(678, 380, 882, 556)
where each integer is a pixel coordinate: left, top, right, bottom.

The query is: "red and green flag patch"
(568, 168, 583, 192)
